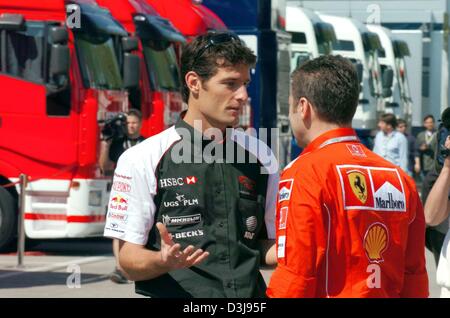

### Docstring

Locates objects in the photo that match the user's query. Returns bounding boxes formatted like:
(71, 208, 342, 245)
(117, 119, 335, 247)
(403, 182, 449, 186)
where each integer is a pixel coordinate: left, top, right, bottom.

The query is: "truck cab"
(96, 0, 186, 137)
(286, 6, 336, 68)
(0, 0, 139, 250)
(146, 0, 227, 40)
(367, 25, 413, 124)
(319, 14, 383, 147)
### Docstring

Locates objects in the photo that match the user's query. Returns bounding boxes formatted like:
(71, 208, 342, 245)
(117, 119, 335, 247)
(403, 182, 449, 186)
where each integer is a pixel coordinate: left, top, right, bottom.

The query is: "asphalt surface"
(0, 237, 441, 298)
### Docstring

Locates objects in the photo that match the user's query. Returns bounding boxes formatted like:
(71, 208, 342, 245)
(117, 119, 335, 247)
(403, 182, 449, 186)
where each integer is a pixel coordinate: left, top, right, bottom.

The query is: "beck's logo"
(278, 179, 294, 202)
(159, 176, 198, 188)
(348, 170, 368, 204)
(364, 223, 389, 263)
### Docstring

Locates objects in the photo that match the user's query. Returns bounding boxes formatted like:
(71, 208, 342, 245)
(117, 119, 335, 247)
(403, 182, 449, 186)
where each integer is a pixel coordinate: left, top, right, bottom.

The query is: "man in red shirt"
(267, 55, 428, 298)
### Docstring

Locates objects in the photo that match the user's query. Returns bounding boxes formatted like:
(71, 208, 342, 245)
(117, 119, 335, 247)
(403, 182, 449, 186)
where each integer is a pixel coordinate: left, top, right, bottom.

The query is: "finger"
(186, 248, 205, 263)
(178, 245, 195, 263)
(156, 222, 174, 246)
(168, 243, 182, 258)
(191, 251, 210, 266)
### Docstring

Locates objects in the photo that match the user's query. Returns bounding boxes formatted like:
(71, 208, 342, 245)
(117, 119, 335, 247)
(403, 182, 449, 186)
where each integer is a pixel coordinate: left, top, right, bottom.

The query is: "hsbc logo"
(186, 176, 198, 184)
(159, 176, 198, 188)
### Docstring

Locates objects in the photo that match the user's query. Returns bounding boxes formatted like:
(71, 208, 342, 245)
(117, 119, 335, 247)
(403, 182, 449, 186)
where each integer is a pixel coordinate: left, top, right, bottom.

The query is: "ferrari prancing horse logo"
(347, 170, 368, 204)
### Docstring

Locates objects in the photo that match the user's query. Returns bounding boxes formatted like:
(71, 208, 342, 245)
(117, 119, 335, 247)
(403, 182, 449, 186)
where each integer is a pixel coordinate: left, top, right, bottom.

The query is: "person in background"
(397, 118, 419, 177)
(99, 109, 145, 284)
(373, 113, 409, 173)
(424, 134, 450, 297)
(416, 115, 436, 178)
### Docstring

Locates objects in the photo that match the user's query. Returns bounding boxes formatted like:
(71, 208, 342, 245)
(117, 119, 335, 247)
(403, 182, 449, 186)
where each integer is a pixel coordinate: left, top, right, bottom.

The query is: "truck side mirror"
(382, 68, 394, 89)
(49, 45, 70, 78)
(123, 53, 140, 89)
(122, 36, 139, 52)
(49, 26, 68, 44)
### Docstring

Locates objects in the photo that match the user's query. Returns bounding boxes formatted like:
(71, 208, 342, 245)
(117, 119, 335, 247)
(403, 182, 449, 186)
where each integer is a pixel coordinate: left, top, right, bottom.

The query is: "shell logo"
(363, 223, 389, 263)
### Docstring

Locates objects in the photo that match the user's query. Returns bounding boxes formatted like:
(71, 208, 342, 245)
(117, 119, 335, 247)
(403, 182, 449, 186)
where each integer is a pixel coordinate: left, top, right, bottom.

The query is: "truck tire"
(0, 186, 17, 252)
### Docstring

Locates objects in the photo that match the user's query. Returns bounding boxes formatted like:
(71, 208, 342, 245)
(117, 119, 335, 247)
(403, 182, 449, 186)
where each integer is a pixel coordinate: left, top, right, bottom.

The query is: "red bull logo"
(110, 195, 128, 211)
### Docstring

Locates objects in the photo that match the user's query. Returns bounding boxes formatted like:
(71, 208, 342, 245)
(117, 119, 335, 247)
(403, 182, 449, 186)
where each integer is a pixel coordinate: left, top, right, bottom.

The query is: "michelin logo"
(162, 214, 202, 227)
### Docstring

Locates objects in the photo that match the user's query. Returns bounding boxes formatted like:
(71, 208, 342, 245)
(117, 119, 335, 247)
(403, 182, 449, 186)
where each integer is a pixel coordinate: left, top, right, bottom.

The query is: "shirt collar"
(174, 117, 231, 146)
(302, 128, 359, 153)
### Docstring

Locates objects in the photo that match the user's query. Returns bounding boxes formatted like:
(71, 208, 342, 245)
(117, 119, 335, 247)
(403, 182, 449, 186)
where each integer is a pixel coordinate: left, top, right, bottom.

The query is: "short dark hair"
(180, 31, 256, 103)
(291, 55, 360, 126)
(128, 108, 142, 121)
(423, 114, 435, 122)
(397, 118, 407, 127)
(380, 113, 397, 129)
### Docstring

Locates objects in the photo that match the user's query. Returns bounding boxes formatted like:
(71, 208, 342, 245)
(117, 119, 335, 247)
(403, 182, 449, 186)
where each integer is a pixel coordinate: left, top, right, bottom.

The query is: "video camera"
(437, 107, 450, 164)
(100, 113, 127, 141)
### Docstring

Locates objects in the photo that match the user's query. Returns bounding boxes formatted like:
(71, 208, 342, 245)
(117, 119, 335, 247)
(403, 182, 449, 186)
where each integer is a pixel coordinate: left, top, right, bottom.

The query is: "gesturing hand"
(156, 222, 209, 270)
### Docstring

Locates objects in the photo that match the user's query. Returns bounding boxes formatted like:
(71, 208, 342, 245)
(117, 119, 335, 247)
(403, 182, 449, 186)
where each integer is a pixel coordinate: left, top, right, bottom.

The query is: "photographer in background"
(99, 109, 145, 175)
(424, 107, 450, 297)
(99, 109, 145, 284)
(422, 108, 450, 267)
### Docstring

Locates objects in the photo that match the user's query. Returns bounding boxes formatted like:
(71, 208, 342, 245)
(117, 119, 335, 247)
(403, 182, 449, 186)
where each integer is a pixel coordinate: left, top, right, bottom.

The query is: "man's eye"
(225, 82, 236, 88)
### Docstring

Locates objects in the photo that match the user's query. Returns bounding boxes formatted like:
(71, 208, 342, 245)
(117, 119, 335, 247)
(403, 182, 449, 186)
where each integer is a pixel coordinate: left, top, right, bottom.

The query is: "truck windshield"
(143, 45, 180, 92)
(291, 51, 311, 70)
(74, 32, 123, 90)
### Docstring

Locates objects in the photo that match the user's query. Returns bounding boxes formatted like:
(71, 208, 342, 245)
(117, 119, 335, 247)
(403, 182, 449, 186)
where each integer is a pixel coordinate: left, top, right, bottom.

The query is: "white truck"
(286, 5, 336, 69)
(296, 0, 450, 133)
(367, 25, 413, 123)
(319, 13, 384, 146)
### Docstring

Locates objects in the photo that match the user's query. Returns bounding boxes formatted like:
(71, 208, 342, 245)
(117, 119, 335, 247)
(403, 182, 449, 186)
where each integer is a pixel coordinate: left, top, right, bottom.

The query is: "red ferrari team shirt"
(267, 128, 429, 298)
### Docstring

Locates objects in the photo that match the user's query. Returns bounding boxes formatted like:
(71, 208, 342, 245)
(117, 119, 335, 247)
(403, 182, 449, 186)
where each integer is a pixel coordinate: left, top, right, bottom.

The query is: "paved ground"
(0, 237, 441, 298)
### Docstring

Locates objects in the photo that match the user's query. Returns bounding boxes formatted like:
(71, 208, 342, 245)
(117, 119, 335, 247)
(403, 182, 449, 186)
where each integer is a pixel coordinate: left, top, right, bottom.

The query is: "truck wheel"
(0, 186, 17, 252)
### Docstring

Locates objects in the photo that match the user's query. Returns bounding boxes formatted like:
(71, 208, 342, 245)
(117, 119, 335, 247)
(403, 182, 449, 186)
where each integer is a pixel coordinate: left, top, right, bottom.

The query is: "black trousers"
(425, 226, 446, 266)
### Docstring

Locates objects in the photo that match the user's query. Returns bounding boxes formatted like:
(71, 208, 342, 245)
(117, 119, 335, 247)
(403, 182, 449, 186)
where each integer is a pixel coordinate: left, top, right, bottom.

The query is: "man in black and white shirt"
(104, 32, 279, 297)
(100, 109, 145, 284)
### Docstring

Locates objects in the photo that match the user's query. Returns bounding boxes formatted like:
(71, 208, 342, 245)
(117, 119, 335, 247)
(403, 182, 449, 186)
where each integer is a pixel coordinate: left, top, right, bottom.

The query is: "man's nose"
(235, 84, 248, 103)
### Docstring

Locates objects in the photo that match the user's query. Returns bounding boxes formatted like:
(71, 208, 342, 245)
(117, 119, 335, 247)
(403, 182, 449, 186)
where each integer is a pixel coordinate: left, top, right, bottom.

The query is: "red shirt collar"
(302, 128, 359, 153)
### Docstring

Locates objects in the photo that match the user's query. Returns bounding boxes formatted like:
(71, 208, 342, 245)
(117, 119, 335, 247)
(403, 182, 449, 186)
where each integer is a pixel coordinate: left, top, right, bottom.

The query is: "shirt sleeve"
(399, 134, 409, 173)
(104, 148, 156, 245)
(264, 171, 279, 239)
(372, 132, 381, 154)
(267, 170, 322, 298)
(400, 180, 429, 297)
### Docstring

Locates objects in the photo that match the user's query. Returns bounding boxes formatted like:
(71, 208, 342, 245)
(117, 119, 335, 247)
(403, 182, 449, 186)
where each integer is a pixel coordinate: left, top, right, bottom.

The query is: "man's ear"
(185, 71, 201, 97)
(298, 97, 311, 120)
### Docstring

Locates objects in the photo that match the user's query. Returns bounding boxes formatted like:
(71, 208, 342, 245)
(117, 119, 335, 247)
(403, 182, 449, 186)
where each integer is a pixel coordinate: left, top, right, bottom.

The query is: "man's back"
(267, 128, 428, 297)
